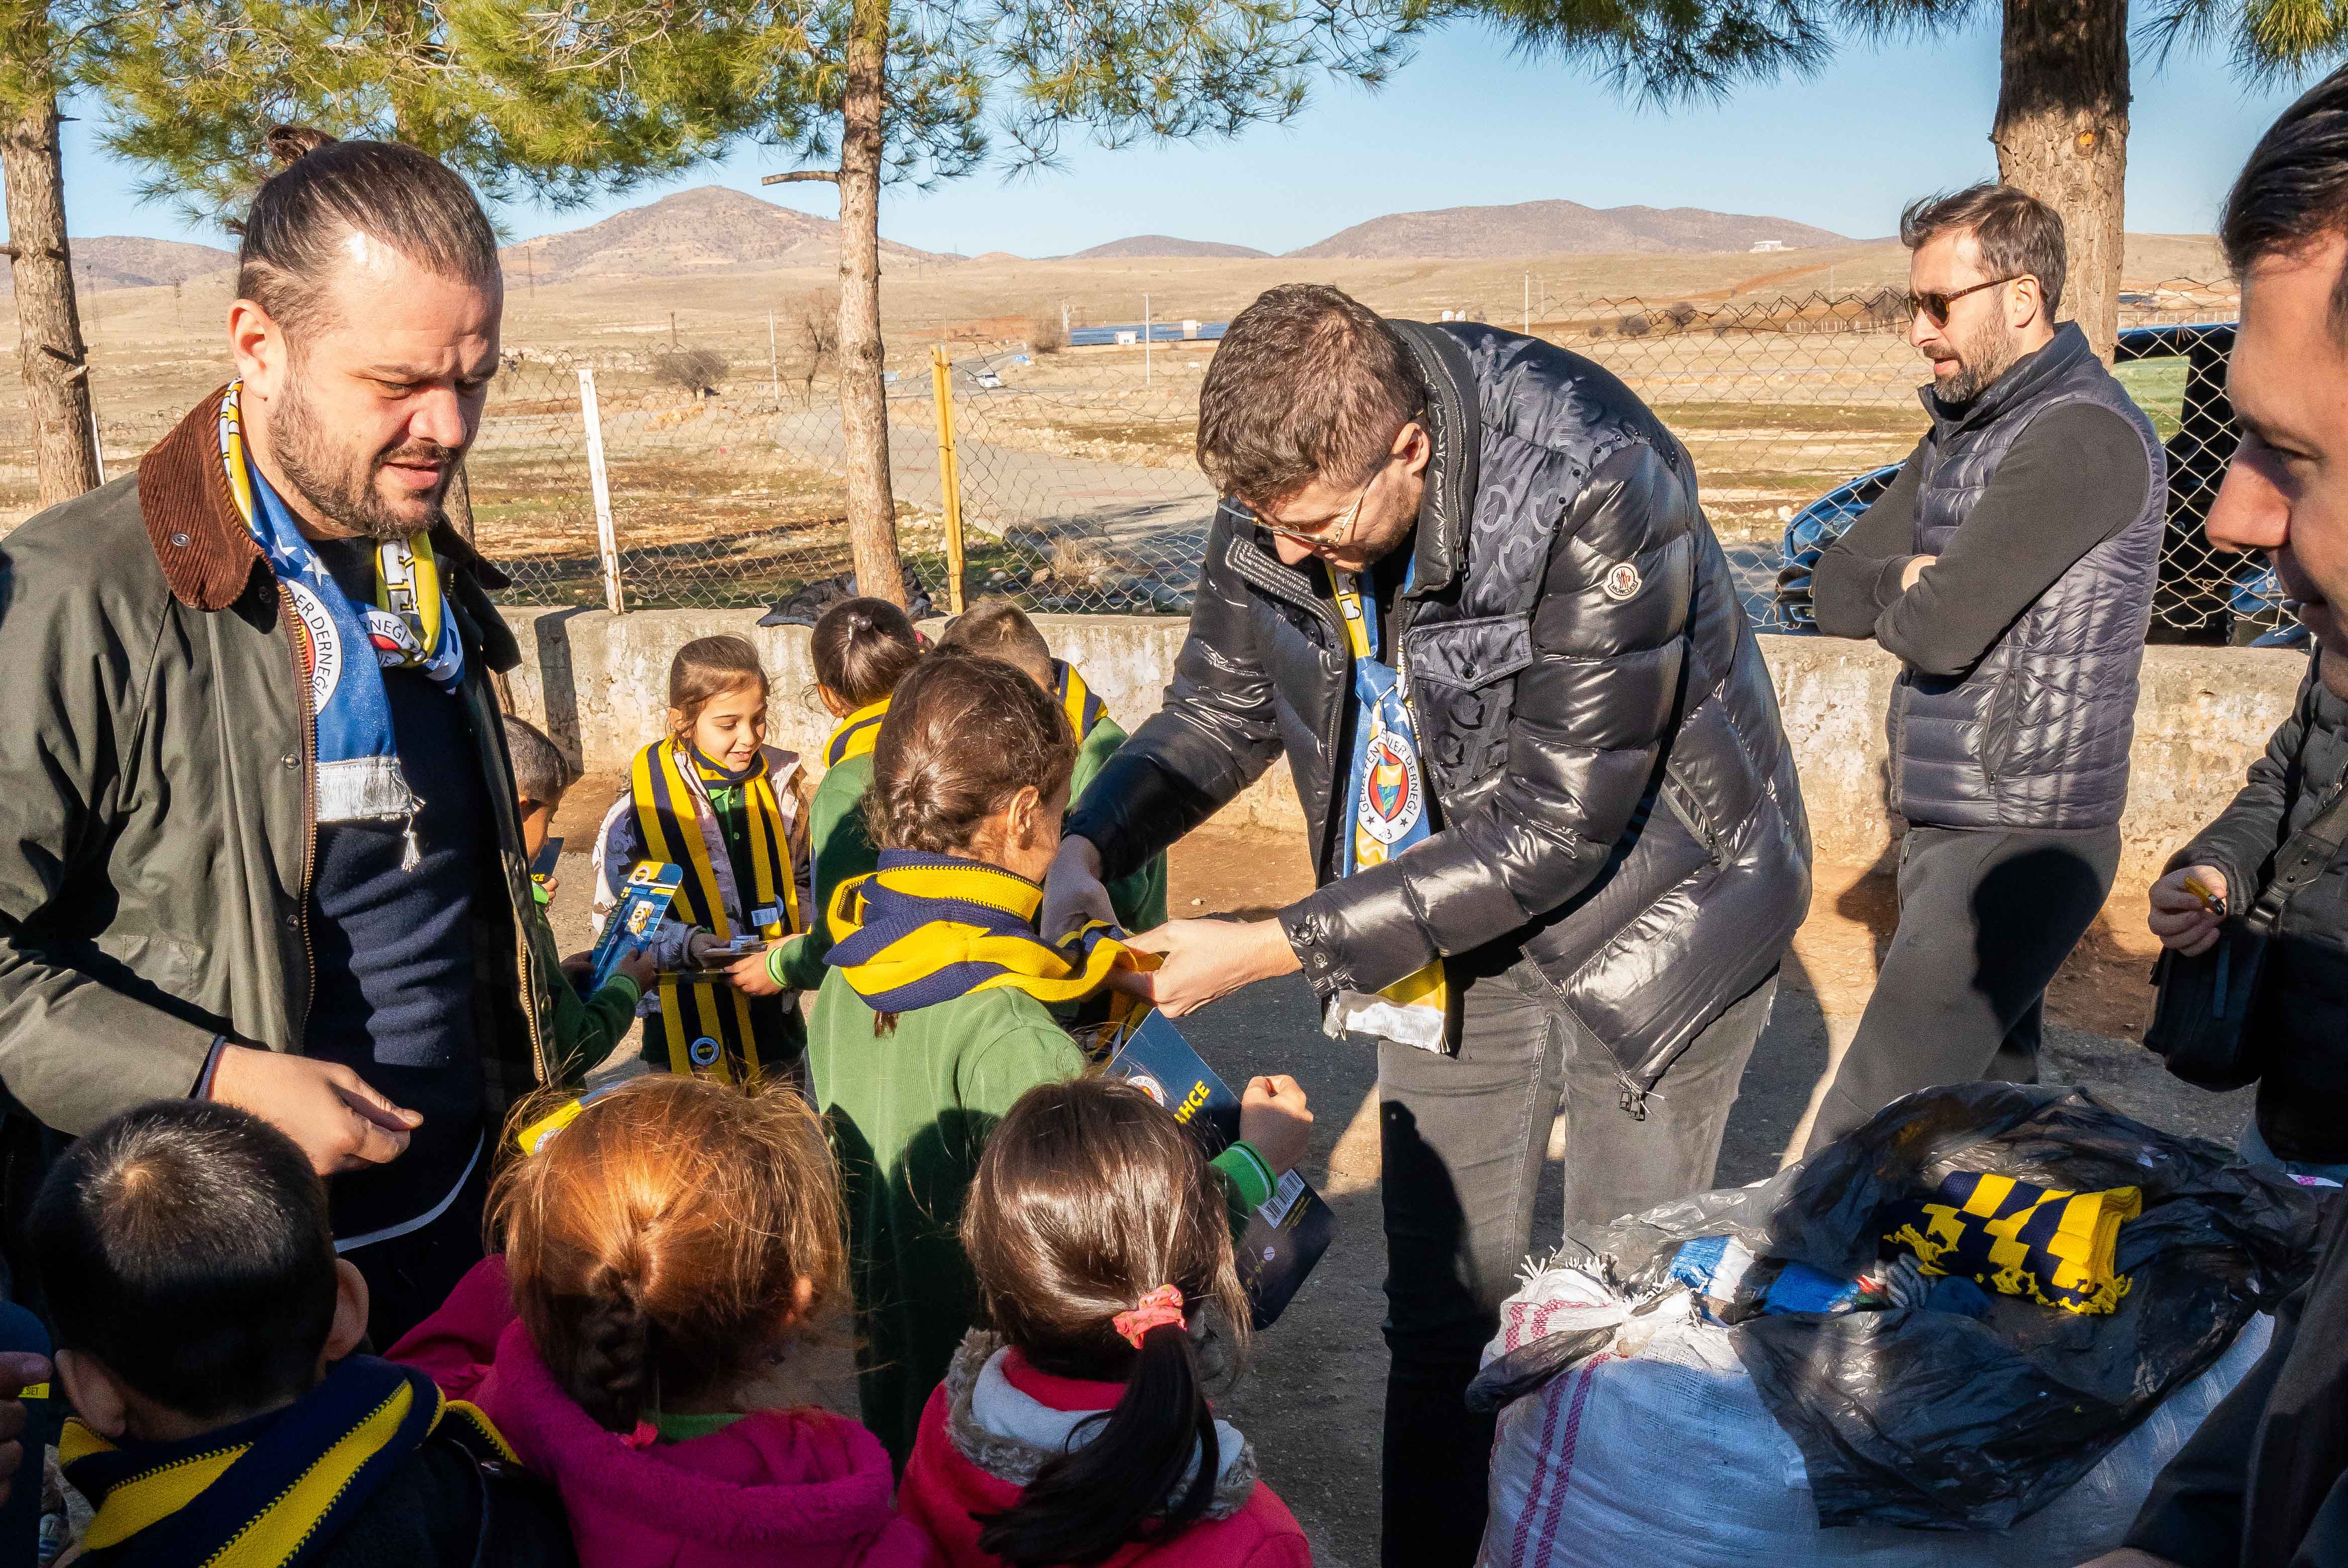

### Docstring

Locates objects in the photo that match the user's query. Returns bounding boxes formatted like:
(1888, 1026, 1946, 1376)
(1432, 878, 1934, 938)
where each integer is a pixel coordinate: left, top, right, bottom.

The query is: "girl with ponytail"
(807, 652, 1311, 1470)
(899, 1077, 1311, 1567)
(386, 1074, 932, 1568)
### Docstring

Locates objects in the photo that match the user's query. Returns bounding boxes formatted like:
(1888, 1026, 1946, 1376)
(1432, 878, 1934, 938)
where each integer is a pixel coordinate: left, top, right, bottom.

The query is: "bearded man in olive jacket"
(0, 134, 561, 1346)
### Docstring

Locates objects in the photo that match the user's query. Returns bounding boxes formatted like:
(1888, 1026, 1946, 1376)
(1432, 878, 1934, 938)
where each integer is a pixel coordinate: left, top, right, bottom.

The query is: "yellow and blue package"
(1880, 1170, 2140, 1315)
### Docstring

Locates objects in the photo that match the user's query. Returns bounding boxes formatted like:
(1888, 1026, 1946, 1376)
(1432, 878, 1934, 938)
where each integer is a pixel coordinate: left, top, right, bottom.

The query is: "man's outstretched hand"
(210, 1045, 419, 1175)
(1123, 917, 1301, 1016)
(1042, 836, 1116, 941)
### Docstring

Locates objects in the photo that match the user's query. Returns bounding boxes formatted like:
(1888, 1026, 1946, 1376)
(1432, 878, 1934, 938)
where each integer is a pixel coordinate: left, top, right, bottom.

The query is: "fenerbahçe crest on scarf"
(1329, 568, 1448, 1052)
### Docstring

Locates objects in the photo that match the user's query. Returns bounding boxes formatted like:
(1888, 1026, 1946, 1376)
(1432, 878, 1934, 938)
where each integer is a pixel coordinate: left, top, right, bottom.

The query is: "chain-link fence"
(4, 277, 2265, 640)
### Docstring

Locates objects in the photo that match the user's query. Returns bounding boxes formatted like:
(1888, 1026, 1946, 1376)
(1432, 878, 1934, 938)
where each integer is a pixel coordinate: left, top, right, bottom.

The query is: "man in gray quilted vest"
(1806, 183, 2166, 1152)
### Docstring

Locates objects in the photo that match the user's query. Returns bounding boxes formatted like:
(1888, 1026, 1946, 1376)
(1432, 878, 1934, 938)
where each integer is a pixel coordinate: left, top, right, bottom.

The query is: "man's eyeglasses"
(1906, 275, 2023, 327)
(1241, 454, 1396, 545)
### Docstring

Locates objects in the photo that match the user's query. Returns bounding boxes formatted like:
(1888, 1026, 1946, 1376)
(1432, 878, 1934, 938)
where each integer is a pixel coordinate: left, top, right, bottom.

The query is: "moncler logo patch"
(1603, 562, 1642, 602)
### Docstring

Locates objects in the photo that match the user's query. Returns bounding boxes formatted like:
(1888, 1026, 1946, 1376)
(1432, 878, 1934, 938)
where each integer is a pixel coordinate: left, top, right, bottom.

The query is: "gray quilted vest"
(1888, 323, 2165, 830)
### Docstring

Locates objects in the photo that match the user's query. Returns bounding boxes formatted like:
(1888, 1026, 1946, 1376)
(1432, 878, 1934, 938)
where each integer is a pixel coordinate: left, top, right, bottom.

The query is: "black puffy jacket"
(2174, 652, 2348, 1164)
(1066, 322, 1813, 1093)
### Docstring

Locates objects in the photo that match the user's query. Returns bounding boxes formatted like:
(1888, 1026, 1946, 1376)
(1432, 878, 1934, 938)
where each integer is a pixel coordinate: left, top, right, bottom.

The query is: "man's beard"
(1934, 316, 2023, 405)
(271, 379, 455, 543)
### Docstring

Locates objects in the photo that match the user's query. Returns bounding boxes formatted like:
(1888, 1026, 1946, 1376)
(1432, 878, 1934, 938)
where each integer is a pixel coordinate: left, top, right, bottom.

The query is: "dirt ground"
(542, 783, 2241, 1568)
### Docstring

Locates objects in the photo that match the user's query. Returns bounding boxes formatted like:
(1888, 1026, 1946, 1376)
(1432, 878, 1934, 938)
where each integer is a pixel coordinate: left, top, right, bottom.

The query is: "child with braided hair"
(898, 1076, 1311, 1567)
(388, 1073, 931, 1568)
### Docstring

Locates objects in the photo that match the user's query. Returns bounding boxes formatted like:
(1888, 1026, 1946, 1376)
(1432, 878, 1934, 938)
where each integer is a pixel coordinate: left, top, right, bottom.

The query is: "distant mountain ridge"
(1, 236, 237, 293)
(1067, 234, 1270, 260)
(499, 186, 950, 285)
(1287, 199, 1848, 259)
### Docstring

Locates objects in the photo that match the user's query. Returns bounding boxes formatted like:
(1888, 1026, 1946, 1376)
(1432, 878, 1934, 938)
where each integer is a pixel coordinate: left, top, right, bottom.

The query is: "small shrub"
(1027, 308, 1067, 355)
(1615, 313, 1652, 338)
(652, 347, 727, 395)
(1664, 302, 1699, 330)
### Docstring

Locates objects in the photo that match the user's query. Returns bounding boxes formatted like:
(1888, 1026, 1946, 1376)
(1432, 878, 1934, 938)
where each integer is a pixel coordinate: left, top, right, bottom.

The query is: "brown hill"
(499, 186, 951, 285)
(5, 236, 236, 293)
(1288, 200, 1849, 259)
(1066, 234, 1270, 260)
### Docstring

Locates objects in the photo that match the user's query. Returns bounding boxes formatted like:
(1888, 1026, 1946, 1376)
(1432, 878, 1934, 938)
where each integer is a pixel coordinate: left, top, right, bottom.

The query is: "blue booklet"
(586, 862, 683, 995)
(1106, 1011, 1337, 1328)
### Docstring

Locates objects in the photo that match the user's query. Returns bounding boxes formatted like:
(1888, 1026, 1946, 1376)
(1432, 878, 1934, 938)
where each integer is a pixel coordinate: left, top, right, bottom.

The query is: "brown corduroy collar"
(137, 384, 510, 612)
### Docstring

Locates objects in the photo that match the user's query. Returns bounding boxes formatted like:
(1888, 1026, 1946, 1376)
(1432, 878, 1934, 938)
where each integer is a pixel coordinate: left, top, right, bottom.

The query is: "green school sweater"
(769, 755, 877, 993)
(1073, 715, 1169, 933)
(530, 883, 642, 1087)
(807, 970, 1271, 1469)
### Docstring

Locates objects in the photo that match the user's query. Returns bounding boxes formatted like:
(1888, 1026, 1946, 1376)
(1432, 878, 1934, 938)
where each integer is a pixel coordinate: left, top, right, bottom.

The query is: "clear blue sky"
(47, 14, 2315, 257)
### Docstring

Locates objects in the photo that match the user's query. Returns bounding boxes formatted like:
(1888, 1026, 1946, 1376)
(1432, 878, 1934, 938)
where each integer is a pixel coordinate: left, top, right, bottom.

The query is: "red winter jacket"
(897, 1335, 1310, 1568)
(392, 1256, 935, 1568)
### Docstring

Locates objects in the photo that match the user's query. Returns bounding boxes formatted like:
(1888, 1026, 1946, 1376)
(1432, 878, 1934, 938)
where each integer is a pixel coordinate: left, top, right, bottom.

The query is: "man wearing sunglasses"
(1045, 282, 1811, 1565)
(1802, 183, 2166, 1153)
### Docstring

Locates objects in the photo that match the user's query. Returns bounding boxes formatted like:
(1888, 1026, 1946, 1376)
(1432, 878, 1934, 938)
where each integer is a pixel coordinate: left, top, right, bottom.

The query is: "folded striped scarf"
(825, 697, 891, 768)
(1051, 660, 1107, 743)
(1880, 1170, 2140, 1316)
(825, 849, 1146, 1017)
(62, 1355, 513, 1567)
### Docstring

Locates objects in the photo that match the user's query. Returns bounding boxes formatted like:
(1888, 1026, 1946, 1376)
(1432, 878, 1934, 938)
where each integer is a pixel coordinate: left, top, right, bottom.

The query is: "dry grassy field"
(1, 232, 2231, 606)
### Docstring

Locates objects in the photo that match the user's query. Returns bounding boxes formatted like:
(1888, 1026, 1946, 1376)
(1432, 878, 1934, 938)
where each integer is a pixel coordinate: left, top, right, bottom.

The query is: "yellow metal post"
(930, 344, 967, 614)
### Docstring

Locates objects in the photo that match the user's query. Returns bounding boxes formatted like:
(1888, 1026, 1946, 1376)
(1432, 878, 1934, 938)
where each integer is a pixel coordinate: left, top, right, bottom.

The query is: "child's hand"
(727, 946, 785, 997)
(1239, 1073, 1314, 1175)
(617, 949, 658, 992)
(560, 952, 593, 983)
(687, 930, 733, 967)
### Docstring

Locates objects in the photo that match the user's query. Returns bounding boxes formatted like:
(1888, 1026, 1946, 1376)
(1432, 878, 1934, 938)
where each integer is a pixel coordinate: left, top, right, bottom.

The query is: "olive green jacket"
(0, 389, 553, 1138)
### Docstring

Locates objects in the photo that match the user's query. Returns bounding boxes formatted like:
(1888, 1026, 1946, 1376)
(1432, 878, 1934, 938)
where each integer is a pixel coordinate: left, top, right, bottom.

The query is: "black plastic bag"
(757, 564, 935, 627)
(1571, 1083, 2327, 1530)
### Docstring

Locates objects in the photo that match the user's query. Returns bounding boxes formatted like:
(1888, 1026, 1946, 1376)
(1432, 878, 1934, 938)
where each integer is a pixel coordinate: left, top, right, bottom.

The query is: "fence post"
(577, 366, 624, 616)
(1143, 291, 1152, 386)
(767, 310, 781, 409)
(1523, 272, 1530, 336)
(929, 344, 966, 615)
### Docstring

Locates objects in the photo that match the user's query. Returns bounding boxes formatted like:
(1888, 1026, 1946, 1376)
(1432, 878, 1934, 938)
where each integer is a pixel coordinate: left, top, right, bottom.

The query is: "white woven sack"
(1477, 1269, 2272, 1568)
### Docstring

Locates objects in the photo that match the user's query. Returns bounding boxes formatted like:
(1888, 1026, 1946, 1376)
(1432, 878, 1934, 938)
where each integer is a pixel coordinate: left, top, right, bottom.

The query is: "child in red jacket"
(898, 1077, 1311, 1568)
(392, 1074, 933, 1568)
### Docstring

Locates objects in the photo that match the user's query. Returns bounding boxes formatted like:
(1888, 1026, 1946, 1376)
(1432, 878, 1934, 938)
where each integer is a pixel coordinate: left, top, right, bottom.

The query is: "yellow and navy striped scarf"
(1881, 1170, 2141, 1316)
(1051, 661, 1107, 744)
(61, 1356, 513, 1567)
(826, 850, 1148, 1020)
(628, 738, 801, 1083)
(825, 697, 891, 768)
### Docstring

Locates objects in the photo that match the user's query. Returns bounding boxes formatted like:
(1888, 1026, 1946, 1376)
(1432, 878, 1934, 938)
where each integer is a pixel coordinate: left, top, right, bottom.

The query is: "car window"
(2112, 355, 2186, 442)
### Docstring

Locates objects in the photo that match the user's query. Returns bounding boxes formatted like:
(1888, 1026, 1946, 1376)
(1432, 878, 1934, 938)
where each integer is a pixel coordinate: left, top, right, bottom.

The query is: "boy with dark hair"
(33, 1099, 574, 1566)
(503, 714, 651, 1085)
(937, 603, 1168, 930)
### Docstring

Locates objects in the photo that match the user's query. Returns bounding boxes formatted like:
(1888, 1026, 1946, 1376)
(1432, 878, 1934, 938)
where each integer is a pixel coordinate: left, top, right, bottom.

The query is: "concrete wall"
(502, 607, 2310, 886)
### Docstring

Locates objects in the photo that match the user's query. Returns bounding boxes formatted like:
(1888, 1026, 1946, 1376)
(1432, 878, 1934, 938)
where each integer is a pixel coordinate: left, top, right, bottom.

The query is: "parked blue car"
(1773, 322, 2304, 648)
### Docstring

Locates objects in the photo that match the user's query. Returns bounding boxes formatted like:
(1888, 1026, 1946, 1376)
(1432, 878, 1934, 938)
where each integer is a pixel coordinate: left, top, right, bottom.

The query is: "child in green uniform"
(594, 636, 813, 1085)
(764, 598, 923, 994)
(936, 602, 1168, 931)
(807, 651, 1310, 1468)
(503, 714, 652, 1085)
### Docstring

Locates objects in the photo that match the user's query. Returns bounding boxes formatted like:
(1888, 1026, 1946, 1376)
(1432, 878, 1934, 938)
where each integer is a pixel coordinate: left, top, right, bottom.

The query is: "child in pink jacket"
(392, 1075, 933, 1568)
(897, 1077, 1310, 1567)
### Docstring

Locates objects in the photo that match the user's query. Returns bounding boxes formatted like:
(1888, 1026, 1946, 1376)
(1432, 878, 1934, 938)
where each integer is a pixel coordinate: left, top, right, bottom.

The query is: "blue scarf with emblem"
(219, 380, 466, 830)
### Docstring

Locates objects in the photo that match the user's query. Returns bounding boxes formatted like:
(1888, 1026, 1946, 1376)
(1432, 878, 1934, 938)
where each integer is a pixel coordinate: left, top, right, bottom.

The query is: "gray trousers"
(1804, 822, 2121, 1156)
(1375, 960, 1780, 1567)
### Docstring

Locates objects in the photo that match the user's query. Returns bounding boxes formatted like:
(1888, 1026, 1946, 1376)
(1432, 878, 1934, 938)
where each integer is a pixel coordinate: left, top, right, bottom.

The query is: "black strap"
(2249, 769, 2348, 933)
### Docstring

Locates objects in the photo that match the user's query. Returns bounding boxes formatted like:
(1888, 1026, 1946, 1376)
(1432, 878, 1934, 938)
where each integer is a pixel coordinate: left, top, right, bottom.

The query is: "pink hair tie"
(621, 1420, 659, 1450)
(1113, 1284, 1187, 1348)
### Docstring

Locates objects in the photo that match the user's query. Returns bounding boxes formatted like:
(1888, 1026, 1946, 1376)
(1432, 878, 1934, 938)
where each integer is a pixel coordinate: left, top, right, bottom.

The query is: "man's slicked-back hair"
(1900, 182, 2068, 317)
(2223, 63, 2348, 334)
(1197, 284, 1425, 507)
(30, 1100, 338, 1421)
(234, 125, 500, 337)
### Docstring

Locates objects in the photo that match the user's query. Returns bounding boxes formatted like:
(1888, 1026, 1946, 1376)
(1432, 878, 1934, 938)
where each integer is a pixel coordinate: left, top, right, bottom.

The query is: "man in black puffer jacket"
(1044, 284, 1811, 1566)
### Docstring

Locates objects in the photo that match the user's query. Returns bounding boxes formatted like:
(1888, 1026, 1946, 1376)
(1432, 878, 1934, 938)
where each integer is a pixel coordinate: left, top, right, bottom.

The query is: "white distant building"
(1750, 239, 1790, 253)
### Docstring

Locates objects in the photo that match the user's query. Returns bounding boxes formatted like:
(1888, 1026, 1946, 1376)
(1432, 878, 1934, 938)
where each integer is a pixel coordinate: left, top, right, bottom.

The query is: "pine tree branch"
(762, 168, 841, 183)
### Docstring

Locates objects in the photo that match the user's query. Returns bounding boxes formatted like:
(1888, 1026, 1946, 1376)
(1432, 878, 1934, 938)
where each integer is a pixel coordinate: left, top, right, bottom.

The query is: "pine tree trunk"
(1991, 0, 2128, 361)
(834, 0, 906, 609)
(0, 88, 100, 507)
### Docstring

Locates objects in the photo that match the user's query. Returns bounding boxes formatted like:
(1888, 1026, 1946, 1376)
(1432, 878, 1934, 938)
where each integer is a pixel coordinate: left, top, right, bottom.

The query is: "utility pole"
(669, 311, 678, 349)
(767, 310, 781, 407)
(1143, 291, 1151, 386)
(1524, 272, 1530, 335)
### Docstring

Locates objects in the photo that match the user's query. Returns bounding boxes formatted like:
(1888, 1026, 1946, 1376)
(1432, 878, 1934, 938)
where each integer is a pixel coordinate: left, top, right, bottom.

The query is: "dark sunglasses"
(1906, 275, 2023, 327)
